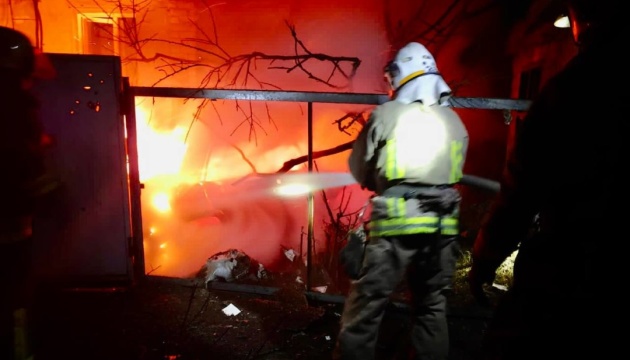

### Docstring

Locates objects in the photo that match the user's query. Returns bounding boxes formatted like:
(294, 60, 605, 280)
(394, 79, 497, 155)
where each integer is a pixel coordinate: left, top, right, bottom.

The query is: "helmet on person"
(565, 0, 621, 45)
(0, 26, 36, 79)
(384, 42, 440, 92)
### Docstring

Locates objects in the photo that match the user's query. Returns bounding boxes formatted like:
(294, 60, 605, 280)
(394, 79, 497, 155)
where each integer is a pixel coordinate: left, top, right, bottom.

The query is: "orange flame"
(134, 105, 189, 182)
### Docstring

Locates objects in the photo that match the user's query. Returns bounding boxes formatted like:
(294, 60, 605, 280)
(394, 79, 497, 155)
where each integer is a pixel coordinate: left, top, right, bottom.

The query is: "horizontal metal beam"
(131, 87, 387, 105)
(448, 96, 531, 112)
(208, 282, 279, 296)
(130, 86, 531, 111)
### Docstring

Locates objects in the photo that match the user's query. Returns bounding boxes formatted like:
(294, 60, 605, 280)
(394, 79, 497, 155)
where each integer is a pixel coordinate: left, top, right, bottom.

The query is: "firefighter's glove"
(467, 257, 502, 308)
(339, 224, 367, 280)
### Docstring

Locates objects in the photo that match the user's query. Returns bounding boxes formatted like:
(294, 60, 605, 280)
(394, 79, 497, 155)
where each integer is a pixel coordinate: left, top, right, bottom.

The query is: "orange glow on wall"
(3, 0, 524, 281)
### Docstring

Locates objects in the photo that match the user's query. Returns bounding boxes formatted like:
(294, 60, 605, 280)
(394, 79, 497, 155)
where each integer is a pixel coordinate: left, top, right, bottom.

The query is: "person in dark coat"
(0, 26, 49, 360)
(468, 0, 625, 358)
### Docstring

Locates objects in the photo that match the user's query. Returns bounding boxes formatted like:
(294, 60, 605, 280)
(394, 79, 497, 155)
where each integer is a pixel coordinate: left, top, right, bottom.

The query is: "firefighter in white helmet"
(333, 42, 469, 360)
(468, 0, 624, 358)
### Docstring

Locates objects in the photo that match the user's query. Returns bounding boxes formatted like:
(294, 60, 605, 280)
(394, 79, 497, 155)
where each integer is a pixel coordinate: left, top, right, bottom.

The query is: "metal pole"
(129, 87, 532, 111)
(122, 78, 146, 284)
(306, 102, 314, 291)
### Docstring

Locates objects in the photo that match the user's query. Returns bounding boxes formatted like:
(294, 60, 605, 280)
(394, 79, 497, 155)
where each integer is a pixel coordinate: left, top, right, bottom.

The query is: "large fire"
(135, 106, 188, 182)
(1, 0, 416, 282)
(133, 99, 366, 278)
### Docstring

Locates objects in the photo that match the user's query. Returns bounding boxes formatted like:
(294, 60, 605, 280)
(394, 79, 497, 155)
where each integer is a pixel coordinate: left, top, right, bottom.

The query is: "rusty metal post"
(122, 78, 146, 284)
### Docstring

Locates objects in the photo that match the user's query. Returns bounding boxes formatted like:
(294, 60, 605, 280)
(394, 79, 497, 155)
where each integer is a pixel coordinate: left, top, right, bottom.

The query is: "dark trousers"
(333, 233, 459, 360)
(477, 233, 620, 360)
(0, 237, 35, 360)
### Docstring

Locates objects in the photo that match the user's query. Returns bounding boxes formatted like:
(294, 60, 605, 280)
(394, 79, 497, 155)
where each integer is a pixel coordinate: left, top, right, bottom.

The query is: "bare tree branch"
(68, 0, 362, 142)
(333, 112, 367, 135)
(276, 140, 354, 173)
(230, 144, 258, 174)
(274, 111, 367, 172)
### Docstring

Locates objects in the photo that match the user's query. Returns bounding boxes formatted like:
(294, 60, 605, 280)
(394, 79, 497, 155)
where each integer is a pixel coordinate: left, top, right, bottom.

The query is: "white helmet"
(384, 42, 440, 92)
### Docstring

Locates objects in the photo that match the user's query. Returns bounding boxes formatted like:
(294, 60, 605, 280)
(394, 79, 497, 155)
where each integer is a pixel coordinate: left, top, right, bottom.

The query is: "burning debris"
(196, 249, 267, 286)
(195, 246, 333, 293)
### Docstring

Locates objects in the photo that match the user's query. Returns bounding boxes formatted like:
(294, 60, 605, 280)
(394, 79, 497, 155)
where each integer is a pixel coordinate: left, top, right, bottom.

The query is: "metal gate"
(121, 79, 531, 296)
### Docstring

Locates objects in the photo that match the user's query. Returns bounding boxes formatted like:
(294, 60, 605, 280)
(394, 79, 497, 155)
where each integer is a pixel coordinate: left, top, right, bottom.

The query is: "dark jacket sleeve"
(0, 90, 47, 215)
(473, 81, 556, 264)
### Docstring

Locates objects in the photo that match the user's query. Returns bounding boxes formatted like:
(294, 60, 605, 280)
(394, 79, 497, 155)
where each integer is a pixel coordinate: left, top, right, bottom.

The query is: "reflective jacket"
(349, 100, 469, 237)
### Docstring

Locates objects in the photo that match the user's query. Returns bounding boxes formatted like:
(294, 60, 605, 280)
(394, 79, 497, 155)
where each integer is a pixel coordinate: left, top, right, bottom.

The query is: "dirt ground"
(30, 273, 497, 360)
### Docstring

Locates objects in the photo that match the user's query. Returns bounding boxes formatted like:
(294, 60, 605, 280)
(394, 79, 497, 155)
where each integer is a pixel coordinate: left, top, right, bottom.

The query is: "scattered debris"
(222, 303, 241, 316)
(196, 249, 266, 287)
(284, 248, 297, 262)
(195, 247, 333, 295)
(312, 286, 328, 293)
(491, 283, 508, 291)
(257, 263, 268, 279)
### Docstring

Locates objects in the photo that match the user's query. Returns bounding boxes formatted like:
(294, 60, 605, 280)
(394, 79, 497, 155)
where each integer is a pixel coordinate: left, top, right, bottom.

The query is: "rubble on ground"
(196, 249, 265, 286)
(195, 247, 333, 295)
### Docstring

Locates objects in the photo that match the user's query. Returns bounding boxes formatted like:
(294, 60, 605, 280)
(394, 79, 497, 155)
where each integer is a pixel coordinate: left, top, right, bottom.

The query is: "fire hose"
(460, 174, 500, 193)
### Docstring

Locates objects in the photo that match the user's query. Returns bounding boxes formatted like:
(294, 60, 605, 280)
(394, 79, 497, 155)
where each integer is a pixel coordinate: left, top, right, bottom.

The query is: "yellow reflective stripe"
(449, 140, 464, 183)
(385, 138, 404, 179)
(399, 70, 426, 88)
(385, 197, 406, 218)
(386, 198, 396, 217)
(440, 217, 459, 235)
(371, 227, 436, 236)
(369, 216, 459, 237)
(372, 217, 440, 227)
(397, 198, 406, 217)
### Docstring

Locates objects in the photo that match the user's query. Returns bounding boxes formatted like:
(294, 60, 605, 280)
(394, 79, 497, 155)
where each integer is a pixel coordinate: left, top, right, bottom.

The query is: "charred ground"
(32, 247, 503, 360)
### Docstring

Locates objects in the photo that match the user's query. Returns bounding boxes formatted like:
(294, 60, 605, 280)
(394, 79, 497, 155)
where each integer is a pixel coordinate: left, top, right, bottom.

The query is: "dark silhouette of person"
(468, 0, 625, 358)
(0, 26, 54, 360)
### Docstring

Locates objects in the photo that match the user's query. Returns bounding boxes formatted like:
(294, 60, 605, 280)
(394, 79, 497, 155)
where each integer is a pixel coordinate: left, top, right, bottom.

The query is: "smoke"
(142, 173, 365, 277)
(134, 0, 390, 278)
